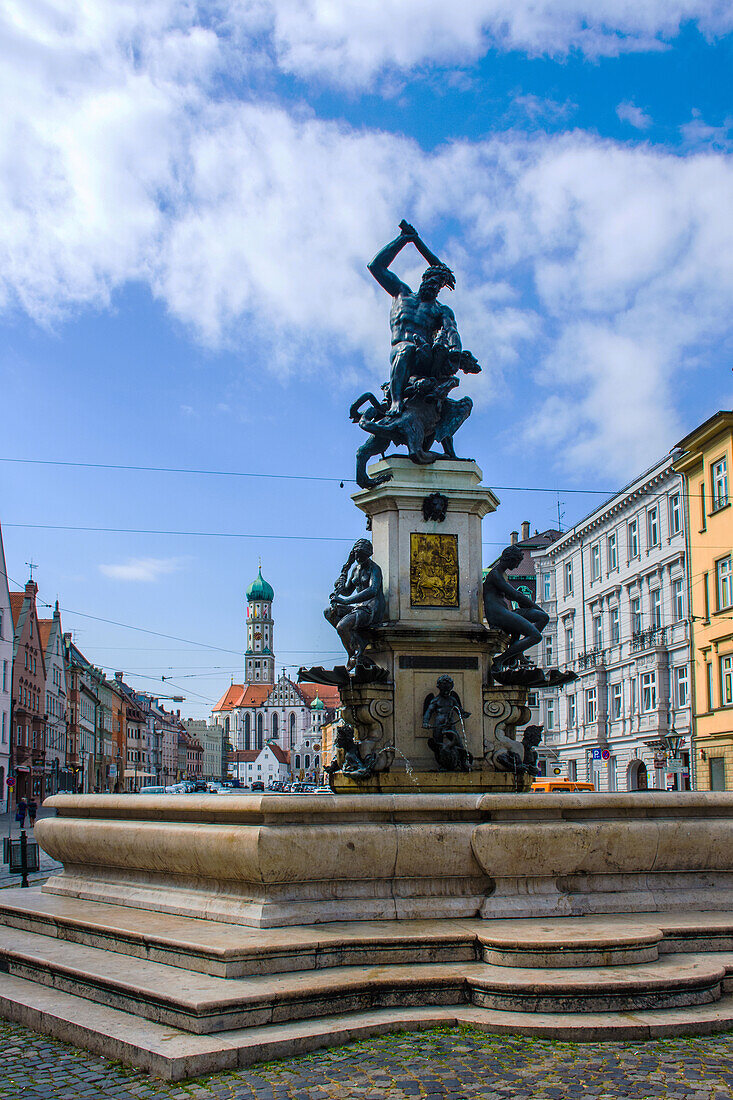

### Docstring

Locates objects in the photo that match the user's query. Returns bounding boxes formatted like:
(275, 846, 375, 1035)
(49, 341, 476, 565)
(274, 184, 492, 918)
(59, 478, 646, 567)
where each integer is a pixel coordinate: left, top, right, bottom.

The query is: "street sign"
(667, 760, 686, 774)
(552, 767, 563, 776)
(592, 748, 602, 760)
(601, 749, 610, 761)
(6, 777, 15, 789)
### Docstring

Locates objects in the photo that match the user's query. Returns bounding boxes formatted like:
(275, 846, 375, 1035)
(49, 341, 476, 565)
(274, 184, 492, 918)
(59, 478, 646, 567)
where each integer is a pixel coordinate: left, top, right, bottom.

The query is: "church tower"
(245, 566, 275, 684)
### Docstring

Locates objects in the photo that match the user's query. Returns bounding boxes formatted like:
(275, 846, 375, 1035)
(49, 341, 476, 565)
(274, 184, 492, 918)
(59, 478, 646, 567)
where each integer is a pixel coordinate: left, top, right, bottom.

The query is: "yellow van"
(530, 779, 596, 793)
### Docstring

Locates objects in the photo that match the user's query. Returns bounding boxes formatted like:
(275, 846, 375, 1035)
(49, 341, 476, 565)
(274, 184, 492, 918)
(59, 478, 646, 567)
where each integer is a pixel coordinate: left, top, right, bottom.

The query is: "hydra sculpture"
(351, 220, 480, 489)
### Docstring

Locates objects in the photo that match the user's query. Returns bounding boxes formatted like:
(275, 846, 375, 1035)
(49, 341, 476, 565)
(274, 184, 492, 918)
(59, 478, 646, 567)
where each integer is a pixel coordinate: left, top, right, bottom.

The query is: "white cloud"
(99, 557, 183, 582)
(271, 0, 733, 86)
(616, 101, 653, 129)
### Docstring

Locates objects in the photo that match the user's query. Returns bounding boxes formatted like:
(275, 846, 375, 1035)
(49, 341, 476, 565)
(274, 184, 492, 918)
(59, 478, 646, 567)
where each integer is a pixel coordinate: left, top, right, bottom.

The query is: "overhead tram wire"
(0, 455, 617, 496)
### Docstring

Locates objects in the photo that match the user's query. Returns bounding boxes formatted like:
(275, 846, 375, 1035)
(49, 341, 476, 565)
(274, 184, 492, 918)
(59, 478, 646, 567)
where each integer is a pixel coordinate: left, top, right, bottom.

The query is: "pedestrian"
(27, 798, 38, 828)
(15, 797, 27, 829)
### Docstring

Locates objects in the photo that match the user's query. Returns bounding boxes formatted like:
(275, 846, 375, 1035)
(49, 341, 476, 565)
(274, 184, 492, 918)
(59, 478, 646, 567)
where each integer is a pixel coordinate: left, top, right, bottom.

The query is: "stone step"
(3, 971, 733, 1082)
(0, 889, 480, 977)
(4, 891, 733, 978)
(479, 921, 663, 967)
(1, 924, 730, 1033)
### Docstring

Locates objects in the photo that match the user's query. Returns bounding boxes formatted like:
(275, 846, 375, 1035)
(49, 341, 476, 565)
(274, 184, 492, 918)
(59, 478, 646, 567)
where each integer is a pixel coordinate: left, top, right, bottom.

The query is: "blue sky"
(1, 2, 732, 717)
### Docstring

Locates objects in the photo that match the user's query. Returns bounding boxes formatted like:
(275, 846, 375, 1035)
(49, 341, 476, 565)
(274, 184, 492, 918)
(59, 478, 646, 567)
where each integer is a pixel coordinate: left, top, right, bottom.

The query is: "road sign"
(6, 777, 15, 789)
(667, 760, 686, 774)
(592, 748, 602, 760)
(601, 749, 610, 761)
(552, 767, 563, 776)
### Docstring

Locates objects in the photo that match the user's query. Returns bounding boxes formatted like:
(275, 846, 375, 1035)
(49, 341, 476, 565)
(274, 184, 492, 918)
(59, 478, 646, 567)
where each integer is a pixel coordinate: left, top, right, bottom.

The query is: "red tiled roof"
(298, 682, 341, 710)
(231, 750, 259, 762)
(268, 744, 290, 764)
(9, 592, 25, 627)
(213, 683, 277, 711)
(212, 684, 244, 711)
(241, 684, 275, 707)
(38, 619, 53, 654)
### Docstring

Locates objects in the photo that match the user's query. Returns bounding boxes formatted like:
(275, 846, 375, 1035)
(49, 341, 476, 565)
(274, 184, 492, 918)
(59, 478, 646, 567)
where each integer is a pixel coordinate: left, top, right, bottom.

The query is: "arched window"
(244, 713, 251, 750)
(224, 717, 230, 735)
(257, 713, 263, 749)
(289, 712, 296, 748)
(271, 713, 278, 740)
(314, 755, 319, 769)
(305, 754, 310, 769)
(295, 754, 301, 769)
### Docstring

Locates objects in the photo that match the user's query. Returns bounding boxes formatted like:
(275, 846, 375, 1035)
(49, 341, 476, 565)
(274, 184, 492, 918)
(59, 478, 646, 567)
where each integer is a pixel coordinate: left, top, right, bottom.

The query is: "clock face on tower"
(254, 632, 262, 640)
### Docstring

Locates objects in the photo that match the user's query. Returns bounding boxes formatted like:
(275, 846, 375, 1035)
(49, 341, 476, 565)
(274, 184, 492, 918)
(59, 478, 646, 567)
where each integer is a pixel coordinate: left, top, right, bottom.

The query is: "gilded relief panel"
(410, 533, 459, 607)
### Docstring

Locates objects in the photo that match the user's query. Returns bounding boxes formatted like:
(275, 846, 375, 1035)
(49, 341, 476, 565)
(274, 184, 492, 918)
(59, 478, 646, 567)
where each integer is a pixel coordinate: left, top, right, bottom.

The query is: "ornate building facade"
(532, 455, 691, 791)
(212, 566, 339, 783)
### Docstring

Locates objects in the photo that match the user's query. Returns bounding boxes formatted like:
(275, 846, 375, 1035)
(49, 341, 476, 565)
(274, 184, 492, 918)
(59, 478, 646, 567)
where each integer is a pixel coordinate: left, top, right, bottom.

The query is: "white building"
(39, 602, 69, 794)
(0, 524, 12, 808)
(532, 455, 691, 791)
(229, 743, 290, 788)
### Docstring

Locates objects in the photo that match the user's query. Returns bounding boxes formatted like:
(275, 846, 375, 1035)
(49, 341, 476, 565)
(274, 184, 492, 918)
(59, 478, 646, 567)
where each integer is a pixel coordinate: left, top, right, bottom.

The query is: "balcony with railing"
(631, 626, 667, 651)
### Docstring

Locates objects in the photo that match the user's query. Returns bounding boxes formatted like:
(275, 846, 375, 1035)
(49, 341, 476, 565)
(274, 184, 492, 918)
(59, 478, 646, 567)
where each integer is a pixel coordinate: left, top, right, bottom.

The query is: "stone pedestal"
(337, 457, 531, 787)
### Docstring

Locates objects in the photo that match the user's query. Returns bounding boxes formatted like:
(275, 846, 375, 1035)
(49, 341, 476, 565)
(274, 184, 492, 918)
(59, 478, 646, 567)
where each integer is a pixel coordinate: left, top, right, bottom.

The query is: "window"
(593, 615, 602, 649)
(567, 760, 577, 781)
(591, 543, 601, 581)
(565, 624, 574, 661)
(647, 506, 659, 548)
(527, 691, 539, 708)
(271, 713, 278, 740)
(610, 607, 620, 644)
(289, 712, 296, 748)
(567, 694, 576, 727)
(543, 573, 551, 601)
(2, 660, 6, 692)
(564, 561, 573, 596)
(712, 457, 729, 510)
(607, 533, 618, 571)
(722, 656, 733, 707)
(304, 754, 310, 769)
(673, 578, 685, 622)
(585, 688, 597, 723)
(641, 671, 657, 712)
(628, 519, 639, 559)
(545, 699, 556, 731)
(703, 572, 710, 620)
(631, 596, 642, 635)
(257, 713, 263, 749)
(650, 589, 662, 629)
(611, 683, 622, 719)
(675, 666, 689, 709)
(700, 482, 707, 530)
(717, 556, 733, 610)
(669, 494, 681, 535)
(544, 636, 554, 665)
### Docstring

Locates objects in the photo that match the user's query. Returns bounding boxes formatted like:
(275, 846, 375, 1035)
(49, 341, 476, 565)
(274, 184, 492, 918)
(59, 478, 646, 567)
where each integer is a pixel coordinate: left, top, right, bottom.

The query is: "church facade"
(211, 566, 340, 784)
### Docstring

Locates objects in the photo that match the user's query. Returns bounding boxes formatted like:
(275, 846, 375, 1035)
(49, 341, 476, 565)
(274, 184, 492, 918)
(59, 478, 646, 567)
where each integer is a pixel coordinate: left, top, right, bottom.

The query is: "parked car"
(251, 781, 265, 791)
(312, 785, 334, 794)
(137, 785, 166, 795)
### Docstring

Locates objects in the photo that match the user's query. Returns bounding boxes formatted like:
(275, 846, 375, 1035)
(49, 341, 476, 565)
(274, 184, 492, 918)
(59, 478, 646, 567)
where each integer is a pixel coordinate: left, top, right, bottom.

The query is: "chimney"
(510, 531, 518, 545)
(520, 521, 530, 541)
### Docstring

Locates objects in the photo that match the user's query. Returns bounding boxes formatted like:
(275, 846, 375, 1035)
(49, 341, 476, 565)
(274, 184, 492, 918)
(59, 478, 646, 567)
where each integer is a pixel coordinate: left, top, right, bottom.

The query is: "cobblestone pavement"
(1, 1020, 733, 1099)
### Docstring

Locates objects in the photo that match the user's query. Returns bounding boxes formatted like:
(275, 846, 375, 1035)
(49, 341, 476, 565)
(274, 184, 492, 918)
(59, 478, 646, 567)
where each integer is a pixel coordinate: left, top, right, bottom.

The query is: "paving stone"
(1, 1019, 733, 1098)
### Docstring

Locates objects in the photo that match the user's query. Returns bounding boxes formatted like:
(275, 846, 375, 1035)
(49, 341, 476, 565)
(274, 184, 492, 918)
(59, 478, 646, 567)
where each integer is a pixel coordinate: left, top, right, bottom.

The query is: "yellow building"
(674, 410, 733, 790)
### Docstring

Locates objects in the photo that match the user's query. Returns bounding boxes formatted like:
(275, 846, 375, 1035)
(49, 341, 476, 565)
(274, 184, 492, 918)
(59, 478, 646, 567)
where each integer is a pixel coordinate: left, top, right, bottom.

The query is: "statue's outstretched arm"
(367, 229, 413, 296)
